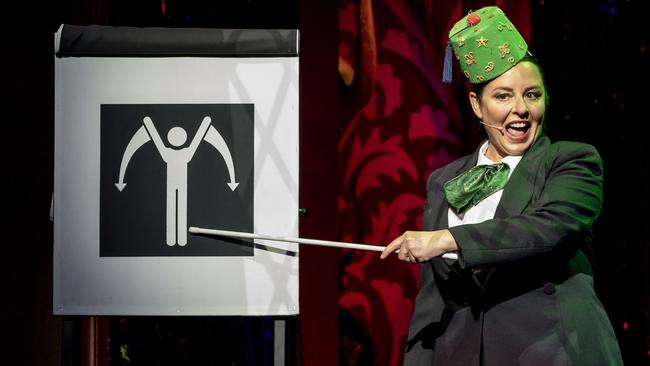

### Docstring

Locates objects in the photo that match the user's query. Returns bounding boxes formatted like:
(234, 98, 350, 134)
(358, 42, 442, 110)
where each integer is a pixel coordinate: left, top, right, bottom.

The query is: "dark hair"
(472, 53, 549, 105)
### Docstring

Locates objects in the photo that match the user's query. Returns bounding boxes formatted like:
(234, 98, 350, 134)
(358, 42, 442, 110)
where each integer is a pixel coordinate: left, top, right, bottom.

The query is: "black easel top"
(56, 25, 299, 58)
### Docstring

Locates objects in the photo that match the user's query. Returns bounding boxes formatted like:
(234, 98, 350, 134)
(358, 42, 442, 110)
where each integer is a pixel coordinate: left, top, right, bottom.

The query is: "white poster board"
(53, 26, 299, 316)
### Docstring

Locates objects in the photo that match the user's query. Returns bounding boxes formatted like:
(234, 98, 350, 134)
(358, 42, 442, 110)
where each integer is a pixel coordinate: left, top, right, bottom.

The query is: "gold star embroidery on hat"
(476, 36, 488, 47)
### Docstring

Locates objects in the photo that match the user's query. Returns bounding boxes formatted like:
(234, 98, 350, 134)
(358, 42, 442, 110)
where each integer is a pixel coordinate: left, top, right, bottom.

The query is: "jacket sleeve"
(448, 142, 603, 267)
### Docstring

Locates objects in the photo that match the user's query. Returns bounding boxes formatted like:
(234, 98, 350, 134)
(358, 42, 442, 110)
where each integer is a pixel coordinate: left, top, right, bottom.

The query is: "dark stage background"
(5, 0, 648, 365)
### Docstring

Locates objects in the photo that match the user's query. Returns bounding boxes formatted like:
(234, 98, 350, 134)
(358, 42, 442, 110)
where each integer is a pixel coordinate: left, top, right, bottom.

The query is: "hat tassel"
(442, 40, 453, 84)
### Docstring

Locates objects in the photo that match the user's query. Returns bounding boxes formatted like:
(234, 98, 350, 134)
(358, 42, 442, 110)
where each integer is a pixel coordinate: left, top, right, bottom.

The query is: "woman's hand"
(380, 230, 458, 263)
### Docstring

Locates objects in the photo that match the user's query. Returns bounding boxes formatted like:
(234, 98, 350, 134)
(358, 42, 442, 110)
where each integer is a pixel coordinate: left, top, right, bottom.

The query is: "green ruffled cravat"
(443, 163, 510, 214)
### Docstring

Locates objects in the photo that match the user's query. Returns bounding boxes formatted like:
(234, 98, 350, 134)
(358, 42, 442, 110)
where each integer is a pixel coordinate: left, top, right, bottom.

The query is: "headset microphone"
(479, 120, 503, 131)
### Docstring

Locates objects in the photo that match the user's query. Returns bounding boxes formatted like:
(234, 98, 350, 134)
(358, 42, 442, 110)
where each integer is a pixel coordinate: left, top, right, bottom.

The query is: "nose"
(512, 96, 529, 117)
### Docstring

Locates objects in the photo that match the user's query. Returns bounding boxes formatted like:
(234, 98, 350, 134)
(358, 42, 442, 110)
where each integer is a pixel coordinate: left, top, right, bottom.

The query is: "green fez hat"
(442, 6, 528, 84)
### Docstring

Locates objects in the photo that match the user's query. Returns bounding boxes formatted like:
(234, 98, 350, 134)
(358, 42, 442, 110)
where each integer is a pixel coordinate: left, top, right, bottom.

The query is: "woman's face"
(469, 61, 546, 162)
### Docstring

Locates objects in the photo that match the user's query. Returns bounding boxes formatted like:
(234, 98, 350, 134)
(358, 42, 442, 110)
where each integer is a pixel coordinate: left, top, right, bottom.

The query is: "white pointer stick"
(188, 227, 458, 260)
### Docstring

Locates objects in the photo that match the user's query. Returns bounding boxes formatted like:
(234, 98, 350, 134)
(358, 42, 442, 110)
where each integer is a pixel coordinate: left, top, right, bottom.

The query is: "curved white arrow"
(203, 125, 239, 191)
(115, 125, 151, 191)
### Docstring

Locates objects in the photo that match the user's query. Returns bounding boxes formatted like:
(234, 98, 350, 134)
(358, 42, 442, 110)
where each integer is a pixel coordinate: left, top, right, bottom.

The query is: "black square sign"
(100, 104, 254, 256)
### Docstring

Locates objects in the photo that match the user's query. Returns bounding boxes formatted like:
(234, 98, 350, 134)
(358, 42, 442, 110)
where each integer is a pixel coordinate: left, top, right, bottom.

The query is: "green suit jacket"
(404, 134, 622, 365)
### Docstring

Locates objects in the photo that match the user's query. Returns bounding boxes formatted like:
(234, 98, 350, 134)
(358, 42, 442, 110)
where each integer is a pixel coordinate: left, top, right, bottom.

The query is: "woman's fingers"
(382, 232, 426, 262)
(380, 233, 405, 259)
(382, 230, 457, 262)
(407, 252, 418, 263)
(399, 246, 411, 261)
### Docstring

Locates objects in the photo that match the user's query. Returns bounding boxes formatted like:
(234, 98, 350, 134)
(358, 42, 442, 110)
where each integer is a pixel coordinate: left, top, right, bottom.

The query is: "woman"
(381, 6, 623, 365)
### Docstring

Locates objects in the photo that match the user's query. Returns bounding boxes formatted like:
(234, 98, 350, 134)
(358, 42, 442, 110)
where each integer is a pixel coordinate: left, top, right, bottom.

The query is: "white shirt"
(447, 141, 523, 227)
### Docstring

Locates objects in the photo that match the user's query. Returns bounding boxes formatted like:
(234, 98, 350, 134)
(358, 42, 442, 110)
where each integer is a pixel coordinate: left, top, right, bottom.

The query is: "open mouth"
(504, 121, 531, 139)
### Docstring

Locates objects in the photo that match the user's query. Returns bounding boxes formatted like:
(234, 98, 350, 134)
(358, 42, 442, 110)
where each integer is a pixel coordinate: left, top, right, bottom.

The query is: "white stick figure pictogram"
(115, 115, 239, 247)
(143, 116, 210, 246)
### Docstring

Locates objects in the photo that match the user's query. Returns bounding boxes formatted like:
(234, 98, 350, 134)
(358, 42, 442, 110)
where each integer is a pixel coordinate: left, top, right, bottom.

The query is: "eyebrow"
(491, 85, 542, 92)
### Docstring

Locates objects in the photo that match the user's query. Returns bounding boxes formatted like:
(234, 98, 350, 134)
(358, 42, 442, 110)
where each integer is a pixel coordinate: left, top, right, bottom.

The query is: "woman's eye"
(525, 91, 542, 100)
(495, 94, 510, 101)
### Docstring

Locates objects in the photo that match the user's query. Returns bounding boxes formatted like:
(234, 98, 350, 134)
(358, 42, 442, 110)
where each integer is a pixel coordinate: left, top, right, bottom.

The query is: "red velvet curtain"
(336, 1, 530, 365)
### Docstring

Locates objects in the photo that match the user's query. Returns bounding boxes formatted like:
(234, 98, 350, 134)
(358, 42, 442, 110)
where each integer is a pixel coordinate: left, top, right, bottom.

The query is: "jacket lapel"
(494, 135, 549, 219)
